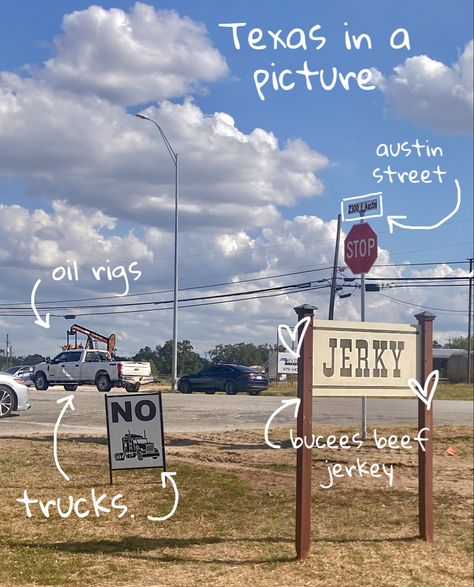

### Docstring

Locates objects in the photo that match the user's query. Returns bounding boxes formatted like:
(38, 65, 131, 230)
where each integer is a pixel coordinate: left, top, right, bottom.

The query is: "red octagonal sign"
(344, 223, 378, 274)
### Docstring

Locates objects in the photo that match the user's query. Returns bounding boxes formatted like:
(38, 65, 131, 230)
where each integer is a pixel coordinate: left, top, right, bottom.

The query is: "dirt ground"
(0, 425, 472, 587)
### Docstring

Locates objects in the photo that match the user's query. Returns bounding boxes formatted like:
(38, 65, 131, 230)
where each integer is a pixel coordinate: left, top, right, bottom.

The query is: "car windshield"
(4, 367, 17, 374)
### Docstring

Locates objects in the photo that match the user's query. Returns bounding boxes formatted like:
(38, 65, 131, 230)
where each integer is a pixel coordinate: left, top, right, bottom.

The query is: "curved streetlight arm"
(135, 114, 177, 166)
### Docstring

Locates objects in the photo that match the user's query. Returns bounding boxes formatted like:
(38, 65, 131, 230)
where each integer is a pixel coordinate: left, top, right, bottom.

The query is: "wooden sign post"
(415, 311, 435, 542)
(292, 309, 436, 561)
(294, 304, 316, 562)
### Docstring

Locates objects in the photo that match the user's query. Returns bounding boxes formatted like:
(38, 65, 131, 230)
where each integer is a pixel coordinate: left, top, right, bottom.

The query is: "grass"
(260, 382, 474, 400)
(0, 425, 472, 586)
(139, 381, 473, 400)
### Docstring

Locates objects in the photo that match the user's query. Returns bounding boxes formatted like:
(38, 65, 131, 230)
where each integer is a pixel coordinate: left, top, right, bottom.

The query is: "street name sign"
(341, 191, 383, 222)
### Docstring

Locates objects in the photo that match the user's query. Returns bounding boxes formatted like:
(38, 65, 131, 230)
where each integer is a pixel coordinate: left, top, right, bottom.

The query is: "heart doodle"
(277, 317, 311, 359)
(407, 370, 439, 411)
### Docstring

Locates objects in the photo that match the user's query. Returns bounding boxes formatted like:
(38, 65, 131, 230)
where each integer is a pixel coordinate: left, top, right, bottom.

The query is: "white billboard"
(105, 393, 165, 471)
(278, 352, 298, 374)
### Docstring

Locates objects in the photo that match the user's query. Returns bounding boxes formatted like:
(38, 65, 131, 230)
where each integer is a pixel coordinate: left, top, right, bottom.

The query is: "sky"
(0, 0, 472, 358)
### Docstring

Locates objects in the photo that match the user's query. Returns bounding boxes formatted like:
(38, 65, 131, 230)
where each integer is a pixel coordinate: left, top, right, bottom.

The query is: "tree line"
(0, 341, 274, 376)
(2, 336, 472, 376)
(133, 340, 274, 376)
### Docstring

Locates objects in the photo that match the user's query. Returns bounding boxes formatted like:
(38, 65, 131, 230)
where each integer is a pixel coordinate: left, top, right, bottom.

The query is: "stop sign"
(344, 223, 378, 274)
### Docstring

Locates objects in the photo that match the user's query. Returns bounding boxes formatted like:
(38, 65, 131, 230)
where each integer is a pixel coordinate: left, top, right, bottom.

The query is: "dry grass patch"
(0, 425, 472, 586)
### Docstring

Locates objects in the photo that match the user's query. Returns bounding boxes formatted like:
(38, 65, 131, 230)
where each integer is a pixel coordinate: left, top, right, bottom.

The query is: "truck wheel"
(0, 386, 14, 418)
(114, 453, 125, 461)
(34, 371, 49, 391)
(64, 384, 78, 392)
(96, 374, 112, 392)
(125, 383, 140, 393)
(137, 451, 143, 461)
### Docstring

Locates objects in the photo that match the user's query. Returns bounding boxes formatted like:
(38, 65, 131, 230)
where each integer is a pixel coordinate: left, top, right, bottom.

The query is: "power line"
(378, 292, 468, 314)
(0, 280, 318, 311)
(0, 258, 469, 308)
(0, 265, 333, 307)
(0, 284, 329, 318)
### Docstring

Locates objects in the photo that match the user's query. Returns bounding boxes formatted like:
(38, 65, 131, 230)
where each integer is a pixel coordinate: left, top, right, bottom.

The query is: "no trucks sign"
(105, 393, 166, 479)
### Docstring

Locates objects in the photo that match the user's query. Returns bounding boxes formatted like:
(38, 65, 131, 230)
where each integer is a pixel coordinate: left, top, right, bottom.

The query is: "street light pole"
(135, 113, 179, 391)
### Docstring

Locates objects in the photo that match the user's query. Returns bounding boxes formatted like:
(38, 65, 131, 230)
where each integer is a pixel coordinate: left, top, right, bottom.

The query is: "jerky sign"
(312, 319, 420, 396)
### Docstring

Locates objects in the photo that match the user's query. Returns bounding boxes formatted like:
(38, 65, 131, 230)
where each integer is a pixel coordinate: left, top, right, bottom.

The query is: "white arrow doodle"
(31, 279, 50, 329)
(147, 472, 179, 521)
(54, 395, 75, 481)
(264, 398, 301, 449)
(387, 179, 461, 234)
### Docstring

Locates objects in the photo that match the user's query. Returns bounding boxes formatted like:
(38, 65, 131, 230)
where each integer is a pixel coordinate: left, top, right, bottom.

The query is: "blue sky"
(0, 1, 472, 354)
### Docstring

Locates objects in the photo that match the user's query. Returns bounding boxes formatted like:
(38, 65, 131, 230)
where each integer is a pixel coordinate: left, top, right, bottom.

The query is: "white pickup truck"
(33, 349, 152, 393)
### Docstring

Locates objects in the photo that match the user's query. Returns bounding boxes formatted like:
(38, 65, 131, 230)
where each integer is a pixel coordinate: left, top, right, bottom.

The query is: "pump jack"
(63, 324, 116, 354)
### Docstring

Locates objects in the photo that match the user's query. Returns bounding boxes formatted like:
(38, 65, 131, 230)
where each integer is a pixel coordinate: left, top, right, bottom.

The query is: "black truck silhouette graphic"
(114, 430, 160, 462)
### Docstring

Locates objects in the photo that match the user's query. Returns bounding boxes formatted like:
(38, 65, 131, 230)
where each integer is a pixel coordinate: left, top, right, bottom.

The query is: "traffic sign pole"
(361, 271, 367, 439)
(344, 219, 378, 440)
(360, 219, 367, 440)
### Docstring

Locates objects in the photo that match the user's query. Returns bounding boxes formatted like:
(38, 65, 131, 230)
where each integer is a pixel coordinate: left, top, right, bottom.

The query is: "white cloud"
(0, 77, 328, 230)
(0, 200, 152, 269)
(0, 201, 468, 356)
(40, 2, 228, 105)
(374, 40, 473, 133)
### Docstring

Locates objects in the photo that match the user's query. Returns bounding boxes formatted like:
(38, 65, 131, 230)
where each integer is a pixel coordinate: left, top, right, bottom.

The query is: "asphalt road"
(1, 388, 472, 437)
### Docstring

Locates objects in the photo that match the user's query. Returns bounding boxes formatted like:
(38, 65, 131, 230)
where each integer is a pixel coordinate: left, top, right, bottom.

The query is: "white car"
(0, 371, 30, 418)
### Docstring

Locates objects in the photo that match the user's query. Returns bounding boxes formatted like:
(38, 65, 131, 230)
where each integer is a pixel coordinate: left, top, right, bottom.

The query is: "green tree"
(209, 342, 274, 366)
(155, 340, 203, 376)
(133, 346, 159, 375)
(443, 336, 474, 350)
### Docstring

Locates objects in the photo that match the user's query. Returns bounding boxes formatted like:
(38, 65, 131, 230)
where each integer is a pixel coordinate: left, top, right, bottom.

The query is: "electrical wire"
(0, 284, 329, 318)
(0, 259, 469, 309)
(378, 292, 468, 314)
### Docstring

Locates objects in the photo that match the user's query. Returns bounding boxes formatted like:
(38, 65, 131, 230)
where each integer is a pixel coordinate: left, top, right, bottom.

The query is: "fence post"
(415, 311, 436, 542)
(294, 304, 316, 561)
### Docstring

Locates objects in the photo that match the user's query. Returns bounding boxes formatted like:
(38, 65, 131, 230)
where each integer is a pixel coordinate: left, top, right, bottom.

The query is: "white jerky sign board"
(278, 352, 298, 374)
(312, 319, 420, 397)
(105, 393, 165, 470)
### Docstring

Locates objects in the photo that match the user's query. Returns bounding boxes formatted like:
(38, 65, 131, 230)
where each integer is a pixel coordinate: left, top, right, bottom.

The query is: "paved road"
(1, 389, 472, 437)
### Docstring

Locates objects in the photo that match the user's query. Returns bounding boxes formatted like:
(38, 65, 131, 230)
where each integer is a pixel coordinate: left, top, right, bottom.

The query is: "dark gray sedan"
(178, 364, 269, 395)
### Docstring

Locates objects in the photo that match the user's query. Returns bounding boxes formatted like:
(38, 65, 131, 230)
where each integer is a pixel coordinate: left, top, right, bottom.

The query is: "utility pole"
(5, 334, 9, 368)
(468, 257, 473, 384)
(328, 214, 342, 320)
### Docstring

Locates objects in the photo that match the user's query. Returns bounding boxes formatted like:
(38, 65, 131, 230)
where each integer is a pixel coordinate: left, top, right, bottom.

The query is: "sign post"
(294, 304, 316, 562)
(292, 313, 435, 560)
(415, 311, 435, 541)
(344, 221, 378, 438)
